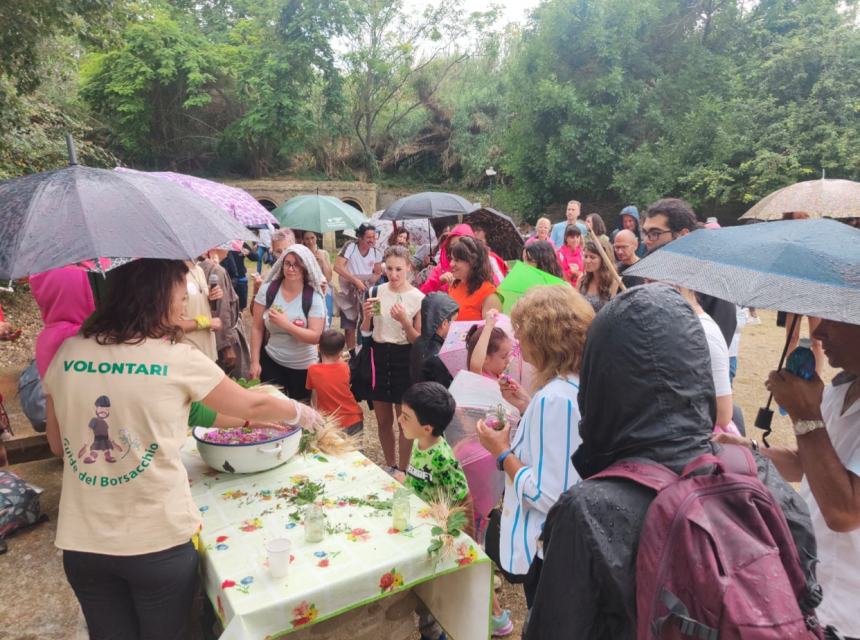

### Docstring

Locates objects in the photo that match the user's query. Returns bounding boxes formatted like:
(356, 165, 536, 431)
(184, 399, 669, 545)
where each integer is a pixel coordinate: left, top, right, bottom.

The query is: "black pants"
(63, 541, 198, 640)
(232, 278, 248, 311)
(260, 347, 310, 401)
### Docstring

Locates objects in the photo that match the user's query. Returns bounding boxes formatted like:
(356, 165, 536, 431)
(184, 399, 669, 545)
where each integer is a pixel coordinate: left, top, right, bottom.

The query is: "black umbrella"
(0, 137, 251, 279)
(465, 207, 524, 261)
(379, 191, 477, 221)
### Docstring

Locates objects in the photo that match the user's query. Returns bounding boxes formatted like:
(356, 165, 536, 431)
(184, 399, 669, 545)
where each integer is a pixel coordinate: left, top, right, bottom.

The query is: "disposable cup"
(266, 538, 292, 578)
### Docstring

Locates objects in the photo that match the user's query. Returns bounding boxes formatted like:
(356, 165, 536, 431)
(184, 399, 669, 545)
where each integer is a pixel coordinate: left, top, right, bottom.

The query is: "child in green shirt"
(399, 382, 469, 505)
(399, 382, 513, 638)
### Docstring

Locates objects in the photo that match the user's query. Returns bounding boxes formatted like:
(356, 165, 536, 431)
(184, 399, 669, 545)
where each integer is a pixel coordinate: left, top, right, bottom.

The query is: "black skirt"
(371, 342, 413, 404)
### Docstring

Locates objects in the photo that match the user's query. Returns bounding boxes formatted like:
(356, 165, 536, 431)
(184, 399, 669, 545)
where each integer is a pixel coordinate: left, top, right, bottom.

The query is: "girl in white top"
(360, 245, 424, 470)
(43, 259, 322, 640)
(476, 285, 595, 601)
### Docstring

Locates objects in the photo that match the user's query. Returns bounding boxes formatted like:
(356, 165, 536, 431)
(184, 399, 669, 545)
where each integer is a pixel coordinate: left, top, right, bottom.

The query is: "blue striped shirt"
(499, 375, 582, 575)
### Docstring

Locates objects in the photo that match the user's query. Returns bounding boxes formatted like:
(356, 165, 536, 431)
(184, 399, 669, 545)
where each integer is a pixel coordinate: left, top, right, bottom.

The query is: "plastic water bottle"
(778, 339, 816, 416)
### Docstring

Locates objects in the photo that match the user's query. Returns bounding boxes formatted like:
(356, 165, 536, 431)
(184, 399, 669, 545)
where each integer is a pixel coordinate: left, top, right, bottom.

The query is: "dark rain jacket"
(409, 292, 459, 388)
(526, 285, 817, 640)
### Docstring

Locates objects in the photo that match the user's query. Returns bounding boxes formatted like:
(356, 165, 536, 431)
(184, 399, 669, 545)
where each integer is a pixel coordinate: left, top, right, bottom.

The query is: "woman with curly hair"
(447, 236, 502, 321)
(476, 285, 595, 620)
(523, 240, 563, 279)
(579, 240, 619, 313)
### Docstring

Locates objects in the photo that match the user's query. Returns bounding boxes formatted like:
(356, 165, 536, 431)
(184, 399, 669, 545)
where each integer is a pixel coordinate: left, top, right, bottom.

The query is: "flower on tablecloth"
(199, 505, 209, 512)
(240, 576, 254, 586)
(216, 543, 229, 551)
(216, 535, 228, 543)
(289, 474, 309, 484)
(240, 518, 263, 532)
(291, 601, 319, 627)
(379, 568, 404, 593)
(221, 579, 236, 589)
(222, 489, 247, 500)
(317, 558, 329, 568)
(417, 506, 433, 519)
(258, 489, 273, 501)
(346, 527, 370, 542)
(352, 459, 372, 467)
(456, 543, 479, 566)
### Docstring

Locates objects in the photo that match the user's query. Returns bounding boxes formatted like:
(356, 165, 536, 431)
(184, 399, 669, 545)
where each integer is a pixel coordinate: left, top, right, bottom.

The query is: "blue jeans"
(729, 356, 738, 384)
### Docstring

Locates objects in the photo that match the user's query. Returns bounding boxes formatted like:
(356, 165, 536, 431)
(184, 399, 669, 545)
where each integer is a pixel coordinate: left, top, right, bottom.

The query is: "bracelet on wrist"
(195, 315, 211, 330)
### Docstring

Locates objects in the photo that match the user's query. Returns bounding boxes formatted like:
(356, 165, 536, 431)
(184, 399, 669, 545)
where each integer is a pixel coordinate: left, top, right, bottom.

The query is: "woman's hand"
(267, 307, 292, 332)
(362, 298, 375, 318)
(249, 361, 261, 380)
(353, 278, 368, 293)
(294, 403, 324, 432)
(220, 346, 237, 368)
(209, 318, 223, 332)
(440, 272, 455, 285)
(483, 308, 499, 324)
(390, 303, 409, 325)
(208, 285, 224, 302)
(320, 279, 328, 295)
(500, 377, 530, 414)
(476, 418, 511, 458)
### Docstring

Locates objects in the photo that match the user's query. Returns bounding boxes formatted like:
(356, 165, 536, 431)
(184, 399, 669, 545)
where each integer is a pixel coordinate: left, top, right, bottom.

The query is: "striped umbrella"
(625, 218, 860, 323)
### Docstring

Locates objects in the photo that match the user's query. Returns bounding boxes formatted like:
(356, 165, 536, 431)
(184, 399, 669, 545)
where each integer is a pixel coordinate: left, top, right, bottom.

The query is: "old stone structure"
(224, 179, 380, 215)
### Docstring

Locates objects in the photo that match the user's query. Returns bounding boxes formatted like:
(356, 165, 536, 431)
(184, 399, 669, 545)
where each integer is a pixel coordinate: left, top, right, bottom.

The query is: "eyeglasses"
(643, 228, 674, 241)
(283, 261, 302, 271)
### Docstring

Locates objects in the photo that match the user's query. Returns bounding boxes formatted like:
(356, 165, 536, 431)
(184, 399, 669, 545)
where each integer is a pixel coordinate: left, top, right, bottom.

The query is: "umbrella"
(272, 195, 367, 233)
(464, 207, 524, 261)
(114, 168, 278, 227)
(0, 162, 252, 279)
(624, 218, 860, 441)
(625, 219, 860, 323)
(438, 314, 533, 388)
(740, 178, 860, 221)
(366, 210, 437, 250)
(496, 261, 566, 313)
(379, 191, 477, 221)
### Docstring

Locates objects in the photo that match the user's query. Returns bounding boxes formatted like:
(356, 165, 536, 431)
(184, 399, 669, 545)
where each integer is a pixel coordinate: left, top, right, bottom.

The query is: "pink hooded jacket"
(30, 267, 96, 377)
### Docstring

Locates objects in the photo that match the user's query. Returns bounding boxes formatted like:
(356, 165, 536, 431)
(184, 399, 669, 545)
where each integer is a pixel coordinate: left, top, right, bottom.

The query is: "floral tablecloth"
(181, 438, 492, 640)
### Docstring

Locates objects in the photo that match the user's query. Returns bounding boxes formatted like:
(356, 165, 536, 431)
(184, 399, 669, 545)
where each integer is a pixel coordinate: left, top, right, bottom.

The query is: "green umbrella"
(497, 261, 566, 313)
(272, 195, 367, 233)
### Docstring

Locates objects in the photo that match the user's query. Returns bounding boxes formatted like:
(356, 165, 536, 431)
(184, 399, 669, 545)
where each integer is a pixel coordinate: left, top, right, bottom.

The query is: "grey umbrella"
(740, 178, 860, 221)
(379, 191, 477, 221)
(0, 155, 251, 279)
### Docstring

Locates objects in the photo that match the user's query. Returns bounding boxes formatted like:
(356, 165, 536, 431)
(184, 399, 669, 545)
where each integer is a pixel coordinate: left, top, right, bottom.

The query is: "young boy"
(306, 330, 364, 435)
(409, 293, 459, 387)
(399, 382, 469, 505)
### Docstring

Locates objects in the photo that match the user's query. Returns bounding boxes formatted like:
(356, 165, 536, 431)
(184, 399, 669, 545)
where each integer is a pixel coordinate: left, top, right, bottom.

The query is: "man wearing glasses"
(641, 198, 737, 344)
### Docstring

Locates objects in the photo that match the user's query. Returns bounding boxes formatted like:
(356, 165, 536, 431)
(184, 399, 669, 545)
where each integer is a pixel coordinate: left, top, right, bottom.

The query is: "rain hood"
(573, 284, 715, 477)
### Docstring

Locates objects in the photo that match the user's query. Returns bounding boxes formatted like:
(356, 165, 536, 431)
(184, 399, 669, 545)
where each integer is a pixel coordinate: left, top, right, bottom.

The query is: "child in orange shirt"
(306, 330, 364, 435)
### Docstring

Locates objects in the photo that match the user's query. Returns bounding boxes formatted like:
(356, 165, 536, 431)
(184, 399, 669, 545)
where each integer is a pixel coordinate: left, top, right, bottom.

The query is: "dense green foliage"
(2, 0, 859, 220)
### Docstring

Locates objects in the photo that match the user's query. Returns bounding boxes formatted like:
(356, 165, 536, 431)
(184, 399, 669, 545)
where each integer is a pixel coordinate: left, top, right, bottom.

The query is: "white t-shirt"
(339, 242, 383, 278)
(255, 282, 325, 369)
(369, 283, 424, 345)
(43, 336, 225, 556)
(728, 305, 746, 358)
(698, 313, 732, 397)
(799, 378, 860, 635)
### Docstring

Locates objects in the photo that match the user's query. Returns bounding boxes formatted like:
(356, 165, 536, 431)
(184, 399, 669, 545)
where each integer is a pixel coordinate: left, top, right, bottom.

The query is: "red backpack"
(591, 445, 824, 640)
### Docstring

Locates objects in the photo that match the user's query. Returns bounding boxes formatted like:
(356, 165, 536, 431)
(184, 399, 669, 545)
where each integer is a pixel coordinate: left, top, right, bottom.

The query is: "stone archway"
(341, 197, 364, 213)
(257, 197, 278, 211)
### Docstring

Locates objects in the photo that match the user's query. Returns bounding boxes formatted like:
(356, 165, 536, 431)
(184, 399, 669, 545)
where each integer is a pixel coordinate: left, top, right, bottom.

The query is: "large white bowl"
(192, 426, 302, 474)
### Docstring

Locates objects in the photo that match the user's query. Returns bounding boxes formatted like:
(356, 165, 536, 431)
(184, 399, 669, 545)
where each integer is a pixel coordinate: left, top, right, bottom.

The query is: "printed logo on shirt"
(406, 464, 432, 484)
(62, 395, 155, 488)
(62, 359, 169, 376)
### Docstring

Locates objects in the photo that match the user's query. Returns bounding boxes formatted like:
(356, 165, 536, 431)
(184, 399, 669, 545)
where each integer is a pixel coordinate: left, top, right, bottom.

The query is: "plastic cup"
(266, 538, 292, 578)
(368, 297, 381, 316)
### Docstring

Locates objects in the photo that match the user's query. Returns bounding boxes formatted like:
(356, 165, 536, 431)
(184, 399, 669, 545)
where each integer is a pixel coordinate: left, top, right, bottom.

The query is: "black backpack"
(262, 278, 314, 345)
(349, 286, 378, 402)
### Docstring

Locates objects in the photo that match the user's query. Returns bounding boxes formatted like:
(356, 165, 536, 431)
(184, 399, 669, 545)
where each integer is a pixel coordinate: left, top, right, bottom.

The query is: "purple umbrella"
(114, 168, 277, 227)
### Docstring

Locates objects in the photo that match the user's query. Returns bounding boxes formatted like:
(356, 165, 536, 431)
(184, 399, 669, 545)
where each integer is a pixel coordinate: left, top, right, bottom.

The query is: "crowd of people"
(4, 197, 859, 640)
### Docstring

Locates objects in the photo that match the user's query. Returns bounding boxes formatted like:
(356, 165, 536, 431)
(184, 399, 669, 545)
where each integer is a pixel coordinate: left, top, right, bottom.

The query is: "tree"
(80, 8, 224, 168)
(342, 0, 494, 176)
